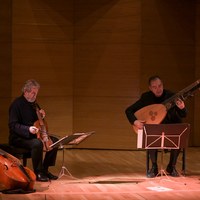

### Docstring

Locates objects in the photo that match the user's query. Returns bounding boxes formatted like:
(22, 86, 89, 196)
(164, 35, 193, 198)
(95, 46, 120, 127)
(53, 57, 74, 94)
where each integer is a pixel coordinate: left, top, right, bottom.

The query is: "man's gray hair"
(22, 79, 40, 93)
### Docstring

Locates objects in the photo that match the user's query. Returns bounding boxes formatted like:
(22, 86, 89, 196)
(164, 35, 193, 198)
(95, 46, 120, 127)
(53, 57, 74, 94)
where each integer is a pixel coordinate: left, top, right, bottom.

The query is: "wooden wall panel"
(38, 96, 73, 136)
(12, 0, 74, 137)
(0, 0, 12, 142)
(73, 97, 135, 149)
(141, 45, 195, 90)
(141, 0, 195, 88)
(12, 43, 73, 97)
(193, 0, 200, 146)
(141, 0, 195, 45)
(141, 0, 197, 145)
(73, 0, 141, 149)
(74, 44, 140, 97)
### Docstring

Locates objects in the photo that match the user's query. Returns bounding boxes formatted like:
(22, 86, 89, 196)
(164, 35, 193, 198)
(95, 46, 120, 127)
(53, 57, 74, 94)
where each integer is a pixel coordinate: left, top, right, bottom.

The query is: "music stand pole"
(157, 132, 168, 177)
(58, 144, 73, 179)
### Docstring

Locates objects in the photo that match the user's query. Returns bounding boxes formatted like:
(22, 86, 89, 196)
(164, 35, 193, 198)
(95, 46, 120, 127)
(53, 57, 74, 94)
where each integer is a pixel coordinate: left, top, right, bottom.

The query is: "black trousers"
(10, 136, 58, 173)
(148, 149, 181, 166)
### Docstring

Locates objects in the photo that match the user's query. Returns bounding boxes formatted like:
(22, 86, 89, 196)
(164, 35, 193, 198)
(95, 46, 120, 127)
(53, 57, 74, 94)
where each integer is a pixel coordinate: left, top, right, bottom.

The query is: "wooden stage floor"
(1, 147, 200, 200)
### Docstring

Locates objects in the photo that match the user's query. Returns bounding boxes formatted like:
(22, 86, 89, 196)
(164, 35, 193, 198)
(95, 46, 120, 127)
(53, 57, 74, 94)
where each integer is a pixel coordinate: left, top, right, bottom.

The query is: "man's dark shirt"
(125, 89, 187, 125)
(8, 95, 38, 144)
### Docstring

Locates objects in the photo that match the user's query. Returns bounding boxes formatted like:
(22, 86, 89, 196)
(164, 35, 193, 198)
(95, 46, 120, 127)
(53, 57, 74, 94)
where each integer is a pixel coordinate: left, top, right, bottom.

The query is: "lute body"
(133, 104, 167, 133)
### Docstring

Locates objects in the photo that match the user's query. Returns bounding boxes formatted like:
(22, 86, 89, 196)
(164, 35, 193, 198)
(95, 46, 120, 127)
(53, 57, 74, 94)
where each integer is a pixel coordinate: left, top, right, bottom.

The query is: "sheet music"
(142, 124, 190, 149)
(69, 131, 95, 145)
(137, 129, 143, 148)
(49, 131, 95, 148)
(49, 135, 77, 149)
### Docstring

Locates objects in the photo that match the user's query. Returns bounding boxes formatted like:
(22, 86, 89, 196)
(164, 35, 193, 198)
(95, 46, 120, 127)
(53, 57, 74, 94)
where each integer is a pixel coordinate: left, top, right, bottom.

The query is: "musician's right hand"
(133, 120, 146, 130)
(29, 126, 39, 134)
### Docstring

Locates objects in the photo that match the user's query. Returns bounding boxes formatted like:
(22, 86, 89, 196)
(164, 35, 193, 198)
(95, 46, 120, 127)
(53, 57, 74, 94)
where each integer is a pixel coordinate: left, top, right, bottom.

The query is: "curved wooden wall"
(0, 0, 199, 149)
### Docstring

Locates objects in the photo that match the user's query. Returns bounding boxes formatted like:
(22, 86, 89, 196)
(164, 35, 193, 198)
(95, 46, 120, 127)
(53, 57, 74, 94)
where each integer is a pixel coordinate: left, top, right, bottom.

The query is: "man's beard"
(27, 97, 36, 102)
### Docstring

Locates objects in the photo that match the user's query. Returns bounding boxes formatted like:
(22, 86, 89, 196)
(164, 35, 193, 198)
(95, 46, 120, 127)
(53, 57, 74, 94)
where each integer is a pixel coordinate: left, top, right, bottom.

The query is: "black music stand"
(142, 123, 190, 177)
(50, 131, 95, 179)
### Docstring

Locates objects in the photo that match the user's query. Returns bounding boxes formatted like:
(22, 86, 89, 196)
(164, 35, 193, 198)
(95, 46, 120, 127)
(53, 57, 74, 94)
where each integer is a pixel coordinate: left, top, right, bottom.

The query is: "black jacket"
(8, 95, 38, 144)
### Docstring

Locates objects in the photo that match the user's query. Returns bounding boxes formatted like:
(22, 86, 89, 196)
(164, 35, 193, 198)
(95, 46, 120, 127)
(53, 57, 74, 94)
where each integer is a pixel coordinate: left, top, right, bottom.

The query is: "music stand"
(141, 123, 190, 177)
(50, 131, 95, 179)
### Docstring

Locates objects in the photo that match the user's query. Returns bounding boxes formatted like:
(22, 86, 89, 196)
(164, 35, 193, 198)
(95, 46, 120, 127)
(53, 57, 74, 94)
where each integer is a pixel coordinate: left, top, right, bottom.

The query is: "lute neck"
(162, 79, 200, 111)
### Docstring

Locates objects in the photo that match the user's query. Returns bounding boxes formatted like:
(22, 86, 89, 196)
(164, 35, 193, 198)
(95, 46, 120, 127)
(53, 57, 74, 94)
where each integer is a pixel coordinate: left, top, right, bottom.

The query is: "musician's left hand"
(39, 109, 46, 119)
(175, 98, 185, 109)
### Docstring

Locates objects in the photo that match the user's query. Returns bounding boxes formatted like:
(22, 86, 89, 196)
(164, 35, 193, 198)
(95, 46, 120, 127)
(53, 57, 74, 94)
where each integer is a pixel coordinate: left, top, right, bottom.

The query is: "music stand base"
(56, 132, 94, 180)
(58, 146, 71, 179)
(58, 166, 74, 179)
(156, 169, 169, 178)
(58, 147, 77, 179)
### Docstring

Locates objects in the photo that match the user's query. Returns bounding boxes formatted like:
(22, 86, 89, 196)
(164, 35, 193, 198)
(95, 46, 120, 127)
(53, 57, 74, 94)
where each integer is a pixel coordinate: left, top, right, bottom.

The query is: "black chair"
(0, 143, 31, 166)
(146, 148, 186, 176)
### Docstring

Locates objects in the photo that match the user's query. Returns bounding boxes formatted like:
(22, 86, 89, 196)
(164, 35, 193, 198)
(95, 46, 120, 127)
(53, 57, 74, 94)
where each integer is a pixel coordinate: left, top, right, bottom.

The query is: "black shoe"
(166, 165, 179, 177)
(147, 164, 158, 178)
(45, 172, 58, 180)
(36, 172, 49, 182)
